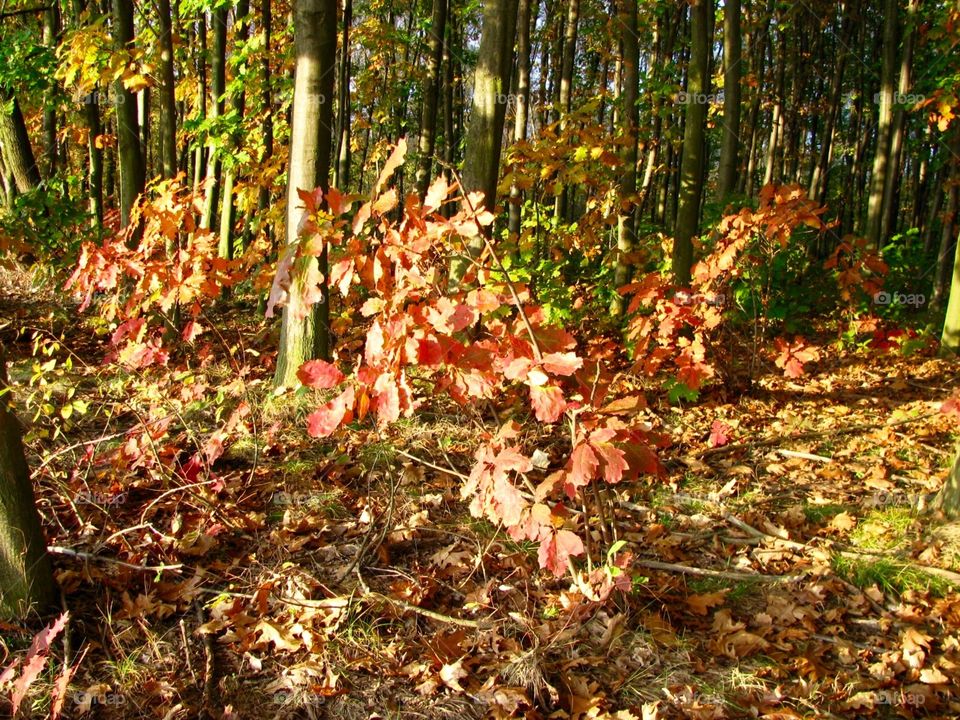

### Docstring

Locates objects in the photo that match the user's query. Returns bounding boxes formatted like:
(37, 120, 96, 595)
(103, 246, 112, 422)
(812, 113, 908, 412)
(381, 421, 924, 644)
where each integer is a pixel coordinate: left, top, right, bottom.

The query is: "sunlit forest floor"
(3, 263, 960, 719)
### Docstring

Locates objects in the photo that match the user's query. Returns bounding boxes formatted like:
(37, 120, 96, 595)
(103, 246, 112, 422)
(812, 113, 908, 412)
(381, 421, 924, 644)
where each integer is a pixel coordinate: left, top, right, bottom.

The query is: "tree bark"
(113, 0, 145, 228)
(717, 0, 740, 201)
(415, 0, 447, 198)
(0, 348, 55, 619)
(201, 5, 228, 231)
(448, 0, 518, 287)
(0, 93, 42, 194)
(611, 0, 638, 314)
(508, 0, 534, 237)
(274, 0, 338, 387)
(672, 0, 709, 287)
(157, 0, 178, 180)
(333, 0, 352, 191)
(865, 0, 898, 247)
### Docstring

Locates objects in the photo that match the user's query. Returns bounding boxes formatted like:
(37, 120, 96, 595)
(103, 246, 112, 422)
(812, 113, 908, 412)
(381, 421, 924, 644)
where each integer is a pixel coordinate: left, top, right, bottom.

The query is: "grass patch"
(832, 554, 953, 597)
(803, 503, 849, 524)
(687, 576, 760, 603)
(848, 507, 917, 552)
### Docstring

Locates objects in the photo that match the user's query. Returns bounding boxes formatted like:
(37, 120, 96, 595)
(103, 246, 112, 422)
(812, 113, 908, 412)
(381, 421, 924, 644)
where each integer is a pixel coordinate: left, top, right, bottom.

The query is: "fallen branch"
(48, 545, 183, 573)
(634, 558, 802, 583)
(363, 591, 495, 629)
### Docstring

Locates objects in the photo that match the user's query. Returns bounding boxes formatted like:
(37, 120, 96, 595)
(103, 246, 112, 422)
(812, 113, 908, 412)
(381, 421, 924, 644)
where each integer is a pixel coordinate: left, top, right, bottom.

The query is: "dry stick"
(696, 410, 940, 459)
(394, 447, 468, 480)
(362, 591, 495, 629)
(724, 513, 960, 586)
(47, 545, 183, 572)
(634, 558, 802, 583)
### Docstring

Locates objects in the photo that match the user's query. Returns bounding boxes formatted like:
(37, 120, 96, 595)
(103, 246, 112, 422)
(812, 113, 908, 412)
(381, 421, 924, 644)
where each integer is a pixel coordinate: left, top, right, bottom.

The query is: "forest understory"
(3, 263, 960, 720)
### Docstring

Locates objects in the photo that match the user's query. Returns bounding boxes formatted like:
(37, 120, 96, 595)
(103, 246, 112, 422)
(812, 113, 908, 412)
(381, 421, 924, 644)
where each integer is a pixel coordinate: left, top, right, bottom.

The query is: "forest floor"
(3, 264, 960, 720)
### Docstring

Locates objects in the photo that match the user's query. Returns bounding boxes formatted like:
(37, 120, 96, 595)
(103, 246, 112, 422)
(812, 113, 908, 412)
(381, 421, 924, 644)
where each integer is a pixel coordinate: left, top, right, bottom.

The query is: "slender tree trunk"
(611, 0, 638, 314)
(933, 135, 960, 311)
(415, 0, 448, 197)
(508, 0, 534, 238)
(672, 0, 708, 287)
(192, 16, 208, 192)
(717, 0, 740, 201)
(113, 0, 145, 228)
(256, 0, 273, 243)
(158, 0, 178, 180)
(201, 5, 228, 230)
(940, 222, 960, 353)
(0, 348, 55, 620)
(333, 0, 352, 191)
(554, 0, 579, 222)
(219, 0, 250, 261)
(865, 0, 898, 247)
(274, 0, 338, 387)
(448, 0, 518, 286)
(880, 0, 917, 243)
(933, 444, 960, 518)
(42, 4, 60, 177)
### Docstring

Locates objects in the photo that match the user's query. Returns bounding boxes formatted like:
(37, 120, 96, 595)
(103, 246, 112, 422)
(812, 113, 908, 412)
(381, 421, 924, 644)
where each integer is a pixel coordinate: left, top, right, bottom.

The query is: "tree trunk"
(933, 444, 960, 518)
(219, 0, 250, 261)
(554, 0, 579, 222)
(42, 4, 60, 177)
(333, 0, 352, 191)
(157, 0, 178, 180)
(0, 348, 55, 619)
(865, 0, 898, 247)
(113, 0, 145, 227)
(415, 0, 447, 198)
(508, 0, 534, 237)
(448, 0, 518, 287)
(0, 93, 42, 194)
(611, 0, 638, 314)
(941, 224, 960, 354)
(274, 0, 338, 387)
(672, 0, 709, 287)
(880, 0, 917, 243)
(201, 5, 228, 231)
(192, 16, 208, 192)
(256, 0, 274, 242)
(716, 0, 740, 201)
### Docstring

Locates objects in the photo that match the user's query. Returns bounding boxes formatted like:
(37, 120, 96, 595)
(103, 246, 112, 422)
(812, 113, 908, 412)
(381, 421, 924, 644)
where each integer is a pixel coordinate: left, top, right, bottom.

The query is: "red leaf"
(297, 360, 345, 389)
(530, 384, 566, 423)
(374, 138, 407, 196)
(774, 337, 820, 378)
(593, 441, 628, 484)
(566, 442, 599, 495)
(709, 420, 733, 448)
(365, 319, 386, 366)
(11, 612, 69, 716)
(306, 386, 355, 438)
(538, 529, 584, 577)
(941, 392, 960, 421)
(542, 351, 583, 376)
(374, 381, 401, 426)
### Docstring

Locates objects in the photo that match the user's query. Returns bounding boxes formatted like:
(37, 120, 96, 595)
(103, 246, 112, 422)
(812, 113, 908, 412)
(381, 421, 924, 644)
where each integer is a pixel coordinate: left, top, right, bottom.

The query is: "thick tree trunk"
(113, 0, 145, 228)
(717, 0, 740, 200)
(274, 0, 338, 387)
(0, 349, 55, 620)
(0, 94, 42, 194)
(448, 0, 518, 286)
(415, 0, 447, 198)
(933, 444, 960, 518)
(672, 0, 708, 287)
